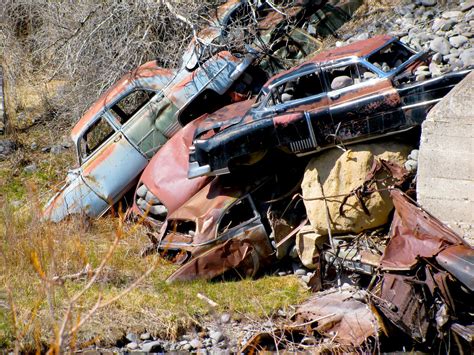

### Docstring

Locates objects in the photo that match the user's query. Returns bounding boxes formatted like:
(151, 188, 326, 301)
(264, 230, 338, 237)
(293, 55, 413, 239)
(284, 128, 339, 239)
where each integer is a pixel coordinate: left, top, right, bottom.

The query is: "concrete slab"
(418, 71, 474, 244)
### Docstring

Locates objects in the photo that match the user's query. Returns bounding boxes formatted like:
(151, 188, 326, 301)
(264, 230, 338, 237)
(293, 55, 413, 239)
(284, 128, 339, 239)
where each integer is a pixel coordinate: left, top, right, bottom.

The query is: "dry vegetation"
(0, 192, 306, 351)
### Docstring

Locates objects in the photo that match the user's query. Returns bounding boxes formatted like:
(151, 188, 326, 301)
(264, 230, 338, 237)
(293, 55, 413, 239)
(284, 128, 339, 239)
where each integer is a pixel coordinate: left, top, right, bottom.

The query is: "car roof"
(71, 61, 176, 143)
(267, 34, 395, 86)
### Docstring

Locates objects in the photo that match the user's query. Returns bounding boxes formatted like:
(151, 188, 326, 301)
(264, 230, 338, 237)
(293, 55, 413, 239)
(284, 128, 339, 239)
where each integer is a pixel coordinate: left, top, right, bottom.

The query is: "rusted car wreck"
(188, 35, 472, 178)
(44, 51, 260, 222)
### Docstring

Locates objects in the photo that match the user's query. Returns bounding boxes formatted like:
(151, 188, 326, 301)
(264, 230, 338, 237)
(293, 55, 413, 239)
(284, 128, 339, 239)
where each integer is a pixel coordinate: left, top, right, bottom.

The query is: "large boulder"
(302, 142, 411, 235)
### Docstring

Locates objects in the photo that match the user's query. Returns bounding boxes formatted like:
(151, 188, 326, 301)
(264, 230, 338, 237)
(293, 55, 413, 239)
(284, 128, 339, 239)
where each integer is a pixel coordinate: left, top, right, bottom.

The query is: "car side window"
(109, 89, 156, 125)
(325, 63, 377, 91)
(217, 197, 256, 235)
(266, 71, 324, 107)
(79, 115, 115, 160)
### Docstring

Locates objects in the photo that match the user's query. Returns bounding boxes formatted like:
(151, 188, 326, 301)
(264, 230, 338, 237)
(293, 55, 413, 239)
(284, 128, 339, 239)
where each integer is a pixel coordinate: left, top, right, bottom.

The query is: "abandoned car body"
(44, 51, 259, 222)
(180, 0, 363, 73)
(154, 177, 275, 282)
(188, 35, 472, 178)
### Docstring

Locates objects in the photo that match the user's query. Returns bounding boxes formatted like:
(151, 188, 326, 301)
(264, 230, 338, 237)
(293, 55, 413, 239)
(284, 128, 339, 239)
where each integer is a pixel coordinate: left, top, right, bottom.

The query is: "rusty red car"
(188, 35, 472, 178)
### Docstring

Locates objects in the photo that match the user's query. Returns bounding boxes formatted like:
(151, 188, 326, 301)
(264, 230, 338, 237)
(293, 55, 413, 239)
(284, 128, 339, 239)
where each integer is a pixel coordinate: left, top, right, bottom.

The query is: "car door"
(267, 68, 331, 154)
(323, 61, 403, 145)
(110, 89, 179, 159)
(80, 112, 148, 205)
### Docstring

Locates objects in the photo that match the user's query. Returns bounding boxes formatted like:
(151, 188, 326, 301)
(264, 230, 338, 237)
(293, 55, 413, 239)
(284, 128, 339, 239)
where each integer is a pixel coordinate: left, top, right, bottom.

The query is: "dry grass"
(0, 155, 307, 351)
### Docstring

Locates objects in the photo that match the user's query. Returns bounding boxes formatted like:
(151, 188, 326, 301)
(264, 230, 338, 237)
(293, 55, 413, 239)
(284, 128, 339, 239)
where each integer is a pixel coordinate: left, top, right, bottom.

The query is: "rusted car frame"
(44, 50, 258, 222)
(188, 35, 472, 178)
(155, 177, 275, 282)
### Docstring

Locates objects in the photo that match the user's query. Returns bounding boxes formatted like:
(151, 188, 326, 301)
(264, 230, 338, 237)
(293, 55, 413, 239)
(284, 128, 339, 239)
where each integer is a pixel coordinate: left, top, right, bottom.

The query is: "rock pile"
(342, 0, 473, 78)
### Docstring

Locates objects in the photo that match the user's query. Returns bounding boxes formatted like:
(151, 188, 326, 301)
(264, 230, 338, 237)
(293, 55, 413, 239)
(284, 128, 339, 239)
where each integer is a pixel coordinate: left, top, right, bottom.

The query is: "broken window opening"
(267, 71, 324, 106)
(325, 63, 377, 91)
(218, 197, 256, 234)
(110, 89, 156, 125)
(368, 41, 414, 72)
(178, 89, 232, 127)
(79, 116, 115, 160)
(169, 220, 196, 236)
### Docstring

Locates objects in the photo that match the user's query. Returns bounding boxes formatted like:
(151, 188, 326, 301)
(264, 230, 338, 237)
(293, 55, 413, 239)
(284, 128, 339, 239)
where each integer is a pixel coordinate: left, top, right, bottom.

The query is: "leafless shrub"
(0, 0, 218, 128)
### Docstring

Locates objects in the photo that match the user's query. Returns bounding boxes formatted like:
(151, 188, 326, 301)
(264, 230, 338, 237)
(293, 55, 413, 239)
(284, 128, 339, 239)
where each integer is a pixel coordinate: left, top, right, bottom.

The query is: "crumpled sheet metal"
(378, 273, 431, 342)
(380, 189, 469, 271)
(292, 287, 378, 346)
(166, 225, 273, 283)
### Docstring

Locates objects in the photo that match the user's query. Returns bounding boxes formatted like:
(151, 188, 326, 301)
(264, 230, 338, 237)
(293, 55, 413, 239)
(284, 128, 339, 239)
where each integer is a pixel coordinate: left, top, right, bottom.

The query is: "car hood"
(194, 98, 256, 140)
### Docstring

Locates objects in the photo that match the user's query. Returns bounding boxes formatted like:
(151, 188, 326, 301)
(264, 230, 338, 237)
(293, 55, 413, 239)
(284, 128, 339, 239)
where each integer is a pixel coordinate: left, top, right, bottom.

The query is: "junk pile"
(41, 0, 473, 352)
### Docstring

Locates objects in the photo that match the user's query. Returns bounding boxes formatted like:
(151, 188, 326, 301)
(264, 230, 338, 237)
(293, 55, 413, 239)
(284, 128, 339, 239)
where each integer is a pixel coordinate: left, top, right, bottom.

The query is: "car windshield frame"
(364, 38, 417, 76)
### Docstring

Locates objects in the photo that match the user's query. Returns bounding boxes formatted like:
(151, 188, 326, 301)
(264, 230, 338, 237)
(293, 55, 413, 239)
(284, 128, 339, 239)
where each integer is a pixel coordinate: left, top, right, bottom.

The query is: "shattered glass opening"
(110, 89, 156, 125)
(368, 41, 414, 72)
(218, 197, 255, 234)
(79, 115, 115, 160)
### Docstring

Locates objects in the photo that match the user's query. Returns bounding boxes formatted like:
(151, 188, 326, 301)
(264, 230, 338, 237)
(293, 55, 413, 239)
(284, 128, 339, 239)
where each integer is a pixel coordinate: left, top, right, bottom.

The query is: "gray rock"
(209, 330, 224, 344)
(460, 48, 474, 66)
(404, 160, 418, 172)
(23, 163, 37, 174)
(126, 332, 138, 343)
(220, 313, 231, 324)
(462, 1, 474, 12)
(50, 145, 64, 155)
(190, 338, 202, 349)
(0, 139, 16, 159)
(301, 275, 311, 284)
(429, 62, 443, 77)
(182, 343, 192, 351)
(126, 341, 138, 350)
(449, 35, 469, 48)
(145, 191, 160, 204)
(30, 142, 38, 150)
(294, 268, 306, 276)
(420, 0, 437, 5)
(432, 52, 443, 63)
(432, 18, 455, 32)
(430, 37, 452, 55)
(140, 332, 151, 341)
(148, 204, 167, 217)
(277, 271, 287, 276)
(202, 338, 212, 347)
(141, 340, 163, 352)
(136, 184, 147, 198)
(442, 11, 462, 19)
(408, 149, 419, 161)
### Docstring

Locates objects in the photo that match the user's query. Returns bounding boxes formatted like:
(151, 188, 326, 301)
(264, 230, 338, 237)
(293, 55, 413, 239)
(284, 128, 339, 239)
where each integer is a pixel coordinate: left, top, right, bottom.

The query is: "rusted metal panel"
(380, 190, 468, 271)
(166, 223, 273, 283)
(292, 287, 379, 346)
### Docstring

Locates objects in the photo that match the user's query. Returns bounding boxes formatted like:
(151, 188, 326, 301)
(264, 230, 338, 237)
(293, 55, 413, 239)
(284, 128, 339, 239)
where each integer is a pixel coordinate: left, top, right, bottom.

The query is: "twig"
(197, 293, 219, 308)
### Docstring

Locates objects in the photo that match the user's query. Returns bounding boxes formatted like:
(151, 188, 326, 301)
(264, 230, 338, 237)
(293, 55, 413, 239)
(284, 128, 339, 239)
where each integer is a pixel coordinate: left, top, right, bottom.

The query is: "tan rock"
(302, 142, 411, 235)
(296, 225, 327, 269)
